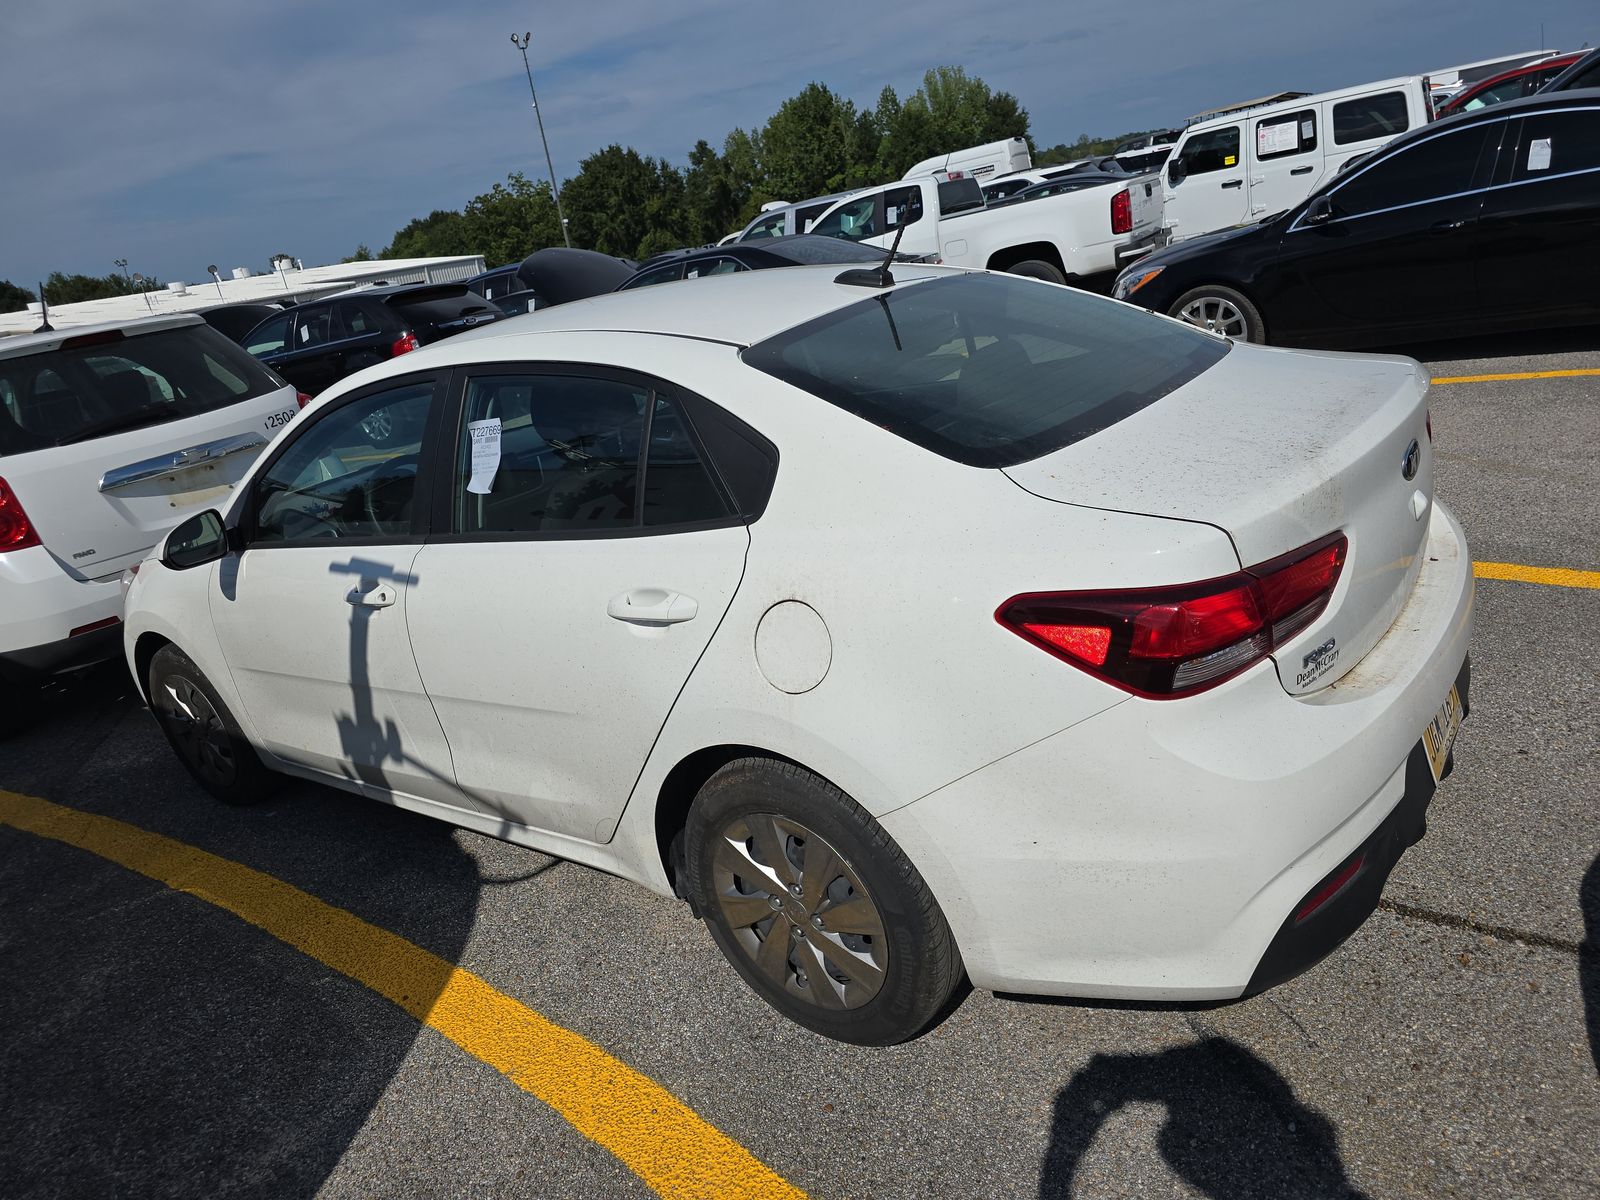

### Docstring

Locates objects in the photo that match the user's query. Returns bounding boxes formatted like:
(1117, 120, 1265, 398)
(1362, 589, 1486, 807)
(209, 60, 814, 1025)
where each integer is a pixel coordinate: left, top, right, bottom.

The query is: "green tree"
(683, 139, 744, 245)
(381, 210, 474, 259)
(342, 244, 374, 263)
(461, 172, 563, 265)
(757, 82, 858, 200)
(41, 271, 158, 305)
(561, 145, 686, 259)
(0, 279, 36, 313)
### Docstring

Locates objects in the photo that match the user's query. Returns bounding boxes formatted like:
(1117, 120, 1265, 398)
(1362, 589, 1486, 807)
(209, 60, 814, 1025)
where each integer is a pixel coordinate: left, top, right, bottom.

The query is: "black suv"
(240, 284, 503, 397)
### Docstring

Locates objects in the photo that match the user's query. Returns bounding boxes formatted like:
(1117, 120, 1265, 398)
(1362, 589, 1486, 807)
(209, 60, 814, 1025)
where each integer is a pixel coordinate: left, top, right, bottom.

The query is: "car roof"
(1444, 51, 1584, 104)
(1423, 83, 1600, 132)
(1541, 46, 1600, 92)
(0, 313, 204, 359)
(355, 262, 963, 368)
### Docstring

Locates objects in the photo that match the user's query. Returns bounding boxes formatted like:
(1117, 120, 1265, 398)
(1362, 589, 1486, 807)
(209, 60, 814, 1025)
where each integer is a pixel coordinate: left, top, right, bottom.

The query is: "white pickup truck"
(805, 172, 1162, 284)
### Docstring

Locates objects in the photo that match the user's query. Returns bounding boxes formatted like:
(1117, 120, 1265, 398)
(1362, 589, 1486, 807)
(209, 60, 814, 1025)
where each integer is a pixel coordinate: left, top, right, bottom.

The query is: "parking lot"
(2, 330, 1596, 1199)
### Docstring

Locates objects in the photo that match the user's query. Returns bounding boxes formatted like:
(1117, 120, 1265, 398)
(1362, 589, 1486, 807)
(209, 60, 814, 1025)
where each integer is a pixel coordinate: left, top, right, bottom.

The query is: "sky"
(0, 1, 1591, 287)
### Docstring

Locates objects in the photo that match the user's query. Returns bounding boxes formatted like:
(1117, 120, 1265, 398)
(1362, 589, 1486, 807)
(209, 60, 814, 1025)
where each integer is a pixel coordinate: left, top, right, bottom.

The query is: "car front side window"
(1173, 126, 1240, 180)
(1328, 126, 1490, 218)
(245, 313, 292, 356)
(811, 196, 878, 241)
(249, 381, 434, 544)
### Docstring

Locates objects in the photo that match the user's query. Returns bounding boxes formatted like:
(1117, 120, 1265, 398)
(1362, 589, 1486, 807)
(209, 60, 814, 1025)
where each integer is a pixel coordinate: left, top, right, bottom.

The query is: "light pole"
(511, 32, 571, 248)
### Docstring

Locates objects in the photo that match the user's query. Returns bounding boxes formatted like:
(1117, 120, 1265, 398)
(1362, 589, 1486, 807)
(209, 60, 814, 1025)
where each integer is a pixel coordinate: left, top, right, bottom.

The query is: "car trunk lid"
(1002, 342, 1434, 693)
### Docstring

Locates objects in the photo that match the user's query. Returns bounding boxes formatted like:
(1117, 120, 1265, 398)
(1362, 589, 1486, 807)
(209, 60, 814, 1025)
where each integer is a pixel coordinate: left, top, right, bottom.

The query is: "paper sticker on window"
(1257, 121, 1298, 156)
(886, 205, 900, 226)
(1527, 137, 1552, 171)
(1224, 155, 1236, 166)
(1301, 119, 1314, 140)
(466, 418, 501, 495)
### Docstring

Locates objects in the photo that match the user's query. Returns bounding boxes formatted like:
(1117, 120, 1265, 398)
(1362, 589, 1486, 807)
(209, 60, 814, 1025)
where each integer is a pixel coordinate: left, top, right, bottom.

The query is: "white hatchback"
(1, 315, 299, 732)
(122, 266, 1472, 1044)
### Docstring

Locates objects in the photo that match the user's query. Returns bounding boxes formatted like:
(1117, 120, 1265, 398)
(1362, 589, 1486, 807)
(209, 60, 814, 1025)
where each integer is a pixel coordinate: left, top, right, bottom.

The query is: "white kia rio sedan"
(123, 265, 1472, 1044)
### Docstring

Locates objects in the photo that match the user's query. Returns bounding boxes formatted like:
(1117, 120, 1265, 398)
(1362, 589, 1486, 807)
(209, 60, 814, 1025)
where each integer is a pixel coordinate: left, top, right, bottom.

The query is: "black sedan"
(1113, 89, 1600, 348)
(617, 235, 919, 291)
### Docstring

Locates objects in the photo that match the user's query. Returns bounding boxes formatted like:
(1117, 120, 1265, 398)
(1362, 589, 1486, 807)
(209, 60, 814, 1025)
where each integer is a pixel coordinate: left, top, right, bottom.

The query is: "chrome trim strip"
(98, 432, 267, 493)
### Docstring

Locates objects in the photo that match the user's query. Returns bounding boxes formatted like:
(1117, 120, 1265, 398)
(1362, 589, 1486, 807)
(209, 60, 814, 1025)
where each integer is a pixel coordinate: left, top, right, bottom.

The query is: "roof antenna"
(835, 216, 909, 289)
(34, 281, 53, 333)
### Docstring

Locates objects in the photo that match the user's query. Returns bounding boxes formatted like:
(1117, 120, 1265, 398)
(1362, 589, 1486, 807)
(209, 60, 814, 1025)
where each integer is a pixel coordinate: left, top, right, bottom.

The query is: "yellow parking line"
(0, 790, 805, 1200)
(1432, 368, 1600, 384)
(1473, 561, 1600, 590)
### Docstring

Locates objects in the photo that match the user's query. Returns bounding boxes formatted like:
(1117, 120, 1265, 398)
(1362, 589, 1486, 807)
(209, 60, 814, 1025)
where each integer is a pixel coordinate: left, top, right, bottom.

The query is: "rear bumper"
(1115, 231, 1163, 265)
(881, 499, 1474, 998)
(0, 544, 126, 680)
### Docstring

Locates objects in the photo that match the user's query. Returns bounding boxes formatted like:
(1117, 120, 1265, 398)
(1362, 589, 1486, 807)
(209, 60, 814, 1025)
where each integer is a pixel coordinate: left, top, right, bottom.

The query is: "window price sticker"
(1527, 137, 1552, 171)
(466, 418, 501, 494)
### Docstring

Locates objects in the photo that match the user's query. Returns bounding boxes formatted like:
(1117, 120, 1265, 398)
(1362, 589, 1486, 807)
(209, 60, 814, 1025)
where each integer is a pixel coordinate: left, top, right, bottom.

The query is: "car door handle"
(1221, 179, 1243, 189)
(1430, 219, 1467, 233)
(346, 585, 396, 608)
(606, 588, 698, 625)
(1290, 165, 1314, 175)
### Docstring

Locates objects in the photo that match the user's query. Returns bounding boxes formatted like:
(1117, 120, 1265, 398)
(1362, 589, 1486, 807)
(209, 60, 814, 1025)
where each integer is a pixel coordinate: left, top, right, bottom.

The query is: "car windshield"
(743, 272, 1228, 468)
(0, 325, 283, 455)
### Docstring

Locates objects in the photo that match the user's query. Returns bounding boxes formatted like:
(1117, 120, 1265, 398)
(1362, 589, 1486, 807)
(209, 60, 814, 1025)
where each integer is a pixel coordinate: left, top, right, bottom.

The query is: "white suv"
(0, 314, 299, 730)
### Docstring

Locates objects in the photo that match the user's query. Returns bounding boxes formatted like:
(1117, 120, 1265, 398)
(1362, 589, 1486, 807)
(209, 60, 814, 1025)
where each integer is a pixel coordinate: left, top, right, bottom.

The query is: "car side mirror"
(1304, 194, 1334, 225)
(162, 509, 230, 570)
(1167, 159, 1187, 187)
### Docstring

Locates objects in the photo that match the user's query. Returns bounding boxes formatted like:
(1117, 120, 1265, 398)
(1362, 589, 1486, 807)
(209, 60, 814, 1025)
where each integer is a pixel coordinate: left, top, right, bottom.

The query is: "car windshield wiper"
(55, 404, 175, 446)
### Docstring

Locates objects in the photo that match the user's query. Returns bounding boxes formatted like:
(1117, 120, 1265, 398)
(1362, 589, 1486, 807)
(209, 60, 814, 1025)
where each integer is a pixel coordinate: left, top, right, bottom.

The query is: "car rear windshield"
(387, 291, 502, 330)
(742, 272, 1228, 467)
(0, 325, 284, 455)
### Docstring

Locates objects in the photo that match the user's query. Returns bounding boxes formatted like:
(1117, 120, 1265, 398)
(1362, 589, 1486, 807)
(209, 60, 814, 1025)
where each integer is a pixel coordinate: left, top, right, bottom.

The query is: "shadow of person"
(1580, 855, 1600, 1078)
(1040, 1036, 1371, 1200)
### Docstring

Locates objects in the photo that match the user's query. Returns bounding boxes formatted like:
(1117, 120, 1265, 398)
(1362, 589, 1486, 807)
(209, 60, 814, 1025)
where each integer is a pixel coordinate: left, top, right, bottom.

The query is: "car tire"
(147, 644, 277, 805)
(685, 757, 964, 1045)
(1169, 285, 1266, 343)
(1008, 259, 1068, 286)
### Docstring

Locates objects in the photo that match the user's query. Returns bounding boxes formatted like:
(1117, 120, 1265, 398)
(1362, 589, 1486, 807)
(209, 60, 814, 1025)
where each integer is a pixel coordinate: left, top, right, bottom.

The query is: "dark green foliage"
(0, 280, 37, 313)
(367, 67, 1123, 262)
(39, 271, 161, 305)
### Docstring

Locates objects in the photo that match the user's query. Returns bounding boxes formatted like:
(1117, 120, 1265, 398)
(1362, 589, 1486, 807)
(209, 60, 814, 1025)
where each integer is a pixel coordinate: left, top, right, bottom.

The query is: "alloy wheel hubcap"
(157, 677, 236, 788)
(1179, 296, 1247, 338)
(712, 813, 888, 1010)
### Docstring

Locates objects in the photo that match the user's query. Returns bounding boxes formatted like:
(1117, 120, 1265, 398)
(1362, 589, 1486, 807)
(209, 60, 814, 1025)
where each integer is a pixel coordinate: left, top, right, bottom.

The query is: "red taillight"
(997, 532, 1348, 698)
(1110, 188, 1133, 235)
(0, 476, 41, 553)
(69, 615, 121, 638)
(391, 332, 420, 356)
(296, 391, 313, 409)
(1294, 852, 1366, 923)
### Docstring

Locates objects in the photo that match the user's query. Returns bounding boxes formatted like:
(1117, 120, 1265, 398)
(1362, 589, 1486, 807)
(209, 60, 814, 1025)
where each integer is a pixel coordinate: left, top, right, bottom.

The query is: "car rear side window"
(0, 325, 284, 454)
(1332, 91, 1410, 144)
(743, 273, 1229, 468)
(451, 373, 733, 536)
(1508, 110, 1600, 180)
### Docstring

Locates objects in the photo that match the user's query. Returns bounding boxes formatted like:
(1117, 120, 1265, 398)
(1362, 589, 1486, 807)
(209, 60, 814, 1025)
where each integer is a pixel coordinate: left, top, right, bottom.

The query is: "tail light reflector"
(1110, 188, 1133, 235)
(1295, 852, 1366, 923)
(0, 476, 41, 552)
(69, 615, 121, 638)
(997, 532, 1347, 698)
(296, 391, 313, 409)
(391, 332, 420, 356)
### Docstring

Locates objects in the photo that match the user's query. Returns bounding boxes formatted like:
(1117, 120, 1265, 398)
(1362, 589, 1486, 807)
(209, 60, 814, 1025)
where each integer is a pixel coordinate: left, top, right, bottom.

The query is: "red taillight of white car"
(0, 476, 41, 553)
(392, 332, 420, 356)
(997, 533, 1348, 698)
(296, 391, 313, 409)
(1110, 188, 1133, 235)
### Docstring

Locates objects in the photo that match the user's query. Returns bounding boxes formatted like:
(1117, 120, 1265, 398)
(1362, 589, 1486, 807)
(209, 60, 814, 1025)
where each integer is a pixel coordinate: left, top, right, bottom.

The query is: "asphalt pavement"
(1, 329, 1596, 1199)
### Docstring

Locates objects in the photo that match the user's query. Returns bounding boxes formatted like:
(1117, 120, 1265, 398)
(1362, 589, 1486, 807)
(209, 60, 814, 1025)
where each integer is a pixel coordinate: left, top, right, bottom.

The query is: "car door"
(1249, 108, 1323, 218)
(243, 311, 299, 384)
(1164, 124, 1248, 238)
(209, 373, 462, 804)
(405, 366, 755, 843)
(1474, 106, 1600, 324)
(1280, 123, 1496, 341)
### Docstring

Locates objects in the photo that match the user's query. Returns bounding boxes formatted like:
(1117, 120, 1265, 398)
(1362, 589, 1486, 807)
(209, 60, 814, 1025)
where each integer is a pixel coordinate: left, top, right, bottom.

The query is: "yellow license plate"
(1422, 684, 1464, 782)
